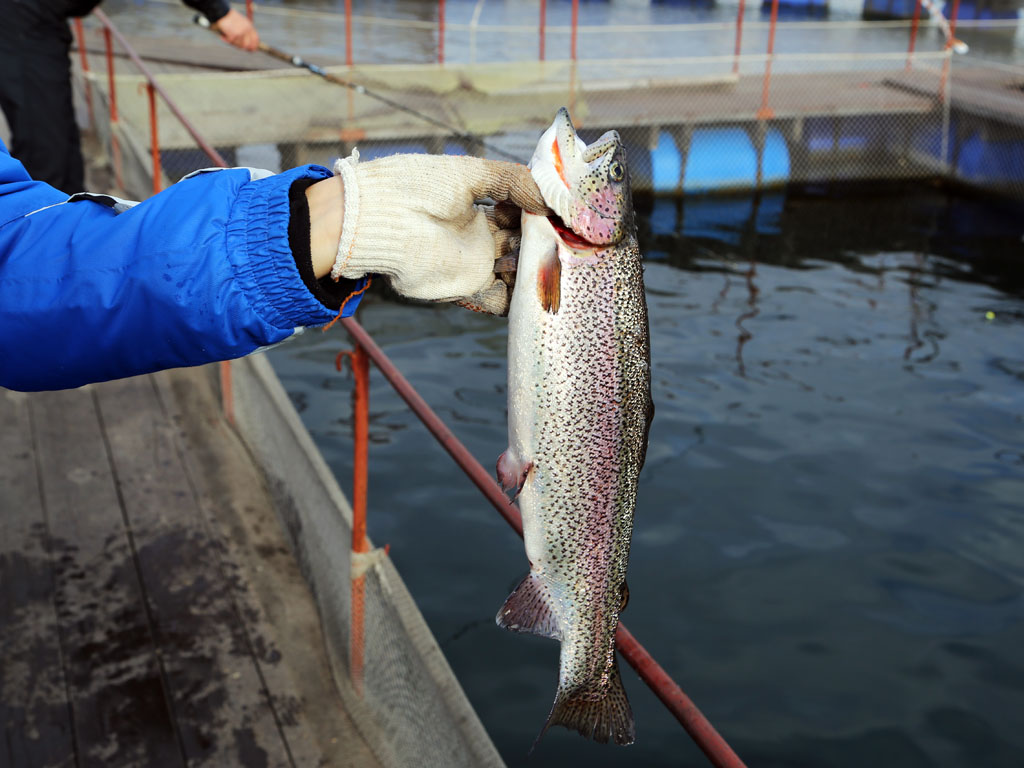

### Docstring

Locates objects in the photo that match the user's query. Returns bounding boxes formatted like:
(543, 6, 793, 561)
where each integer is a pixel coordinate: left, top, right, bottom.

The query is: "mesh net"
(72, 2, 1024, 202)
(227, 354, 504, 768)
(65, 4, 1024, 763)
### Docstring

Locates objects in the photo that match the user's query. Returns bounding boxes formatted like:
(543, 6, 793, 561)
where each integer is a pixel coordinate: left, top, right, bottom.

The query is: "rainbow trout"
(496, 108, 652, 746)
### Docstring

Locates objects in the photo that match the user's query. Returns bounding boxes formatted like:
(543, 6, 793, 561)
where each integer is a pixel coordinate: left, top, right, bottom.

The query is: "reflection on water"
(270, 183, 1024, 768)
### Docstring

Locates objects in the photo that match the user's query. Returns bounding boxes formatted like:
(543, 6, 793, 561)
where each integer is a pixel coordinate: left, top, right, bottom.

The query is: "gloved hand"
(331, 151, 548, 316)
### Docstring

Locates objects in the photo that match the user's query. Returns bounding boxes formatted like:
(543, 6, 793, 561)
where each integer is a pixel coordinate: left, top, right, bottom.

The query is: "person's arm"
(0, 143, 542, 392)
(0, 146, 358, 392)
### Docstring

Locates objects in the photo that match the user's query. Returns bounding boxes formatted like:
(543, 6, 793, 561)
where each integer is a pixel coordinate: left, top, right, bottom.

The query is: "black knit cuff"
(288, 177, 359, 312)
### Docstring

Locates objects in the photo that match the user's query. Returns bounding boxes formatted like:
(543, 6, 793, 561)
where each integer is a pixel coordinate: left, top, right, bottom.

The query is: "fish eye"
(609, 161, 624, 182)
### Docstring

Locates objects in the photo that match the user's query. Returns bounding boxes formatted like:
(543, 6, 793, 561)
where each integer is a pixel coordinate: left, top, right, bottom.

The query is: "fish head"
(530, 107, 633, 248)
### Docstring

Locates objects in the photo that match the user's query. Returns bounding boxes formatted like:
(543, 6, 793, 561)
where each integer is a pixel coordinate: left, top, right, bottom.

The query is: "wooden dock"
(0, 366, 380, 768)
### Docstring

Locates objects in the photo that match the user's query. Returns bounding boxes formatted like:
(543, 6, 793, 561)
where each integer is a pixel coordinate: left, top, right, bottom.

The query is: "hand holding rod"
(192, 14, 523, 162)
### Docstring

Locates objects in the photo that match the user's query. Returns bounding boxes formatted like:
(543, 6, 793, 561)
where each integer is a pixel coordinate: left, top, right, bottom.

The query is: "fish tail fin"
(495, 573, 561, 640)
(533, 660, 635, 749)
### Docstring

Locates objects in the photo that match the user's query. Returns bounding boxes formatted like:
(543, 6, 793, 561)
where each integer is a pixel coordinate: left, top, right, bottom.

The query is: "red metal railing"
(78, 10, 747, 764)
(336, 319, 747, 768)
(84, 9, 233, 421)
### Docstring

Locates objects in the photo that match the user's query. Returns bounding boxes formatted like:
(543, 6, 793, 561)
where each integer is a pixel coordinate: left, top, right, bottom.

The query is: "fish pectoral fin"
(496, 449, 532, 499)
(535, 660, 635, 749)
(495, 573, 561, 641)
(536, 242, 561, 314)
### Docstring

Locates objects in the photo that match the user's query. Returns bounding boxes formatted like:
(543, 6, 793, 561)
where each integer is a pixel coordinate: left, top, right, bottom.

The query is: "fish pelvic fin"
(534, 660, 635, 749)
(495, 573, 561, 641)
(496, 449, 532, 500)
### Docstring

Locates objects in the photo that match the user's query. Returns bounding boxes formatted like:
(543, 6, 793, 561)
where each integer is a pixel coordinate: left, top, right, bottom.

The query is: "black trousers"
(0, 47, 84, 194)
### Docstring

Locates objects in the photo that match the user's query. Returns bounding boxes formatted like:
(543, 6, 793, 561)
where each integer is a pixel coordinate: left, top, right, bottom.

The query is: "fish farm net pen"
(338, 317, 749, 768)
(193, 14, 526, 164)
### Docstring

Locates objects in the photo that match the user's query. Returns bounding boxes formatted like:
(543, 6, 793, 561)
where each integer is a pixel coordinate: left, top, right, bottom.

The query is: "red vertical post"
(906, 0, 922, 70)
(147, 83, 160, 196)
(246, 0, 253, 21)
(103, 27, 117, 122)
(733, 0, 745, 75)
(571, 0, 579, 61)
(539, 0, 547, 61)
(102, 26, 123, 190)
(349, 345, 370, 695)
(344, 0, 353, 66)
(73, 19, 94, 129)
(220, 363, 234, 423)
(438, 0, 446, 64)
(756, 0, 779, 120)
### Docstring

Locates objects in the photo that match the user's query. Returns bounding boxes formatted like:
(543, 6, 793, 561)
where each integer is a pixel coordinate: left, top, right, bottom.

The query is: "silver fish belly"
(496, 179, 652, 745)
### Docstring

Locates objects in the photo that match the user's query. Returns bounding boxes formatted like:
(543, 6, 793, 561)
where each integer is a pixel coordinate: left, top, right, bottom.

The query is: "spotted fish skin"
(496, 108, 652, 747)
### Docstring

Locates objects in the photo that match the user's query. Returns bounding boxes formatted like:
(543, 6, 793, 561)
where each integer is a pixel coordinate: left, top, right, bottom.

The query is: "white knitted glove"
(331, 151, 547, 315)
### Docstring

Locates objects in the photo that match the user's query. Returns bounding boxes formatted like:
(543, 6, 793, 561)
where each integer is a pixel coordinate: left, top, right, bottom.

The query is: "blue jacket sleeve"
(0, 143, 367, 392)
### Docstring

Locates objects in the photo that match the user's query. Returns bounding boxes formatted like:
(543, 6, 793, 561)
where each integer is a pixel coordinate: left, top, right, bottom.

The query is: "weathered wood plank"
(29, 388, 184, 768)
(0, 390, 74, 768)
(94, 61, 936, 151)
(154, 366, 381, 768)
(92, 376, 293, 768)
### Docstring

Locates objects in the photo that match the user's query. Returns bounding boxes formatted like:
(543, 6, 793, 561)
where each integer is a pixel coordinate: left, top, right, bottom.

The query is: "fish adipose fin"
(536, 243, 561, 314)
(536, 660, 635, 749)
(495, 573, 561, 641)
(497, 449, 532, 499)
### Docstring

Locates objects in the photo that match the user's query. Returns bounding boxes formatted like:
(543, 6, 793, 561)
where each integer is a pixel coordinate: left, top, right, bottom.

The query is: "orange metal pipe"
(103, 27, 117, 122)
(438, 0, 446, 64)
(338, 317, 746, 767)
(338, 345, 370, 695)
(732, 0, 745, 75)
(219, 362, 234, 423)
(906, 0, 922, 70)
(756, 0, 779, 119)
(539, 0, 546, 61)
(344, 0, 353, 66)
(94, 9, 235, 417)
(73, 19, 94, 129)
(93, 9, 228, 168)
(571, 0, 579, 61)
(102, 26, 123, 190)
(147, 83, 161, 196)
(351, 345, 370, 555)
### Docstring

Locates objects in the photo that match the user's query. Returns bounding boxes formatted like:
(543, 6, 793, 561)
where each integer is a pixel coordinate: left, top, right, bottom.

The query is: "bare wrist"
(305, 175, 344, 279)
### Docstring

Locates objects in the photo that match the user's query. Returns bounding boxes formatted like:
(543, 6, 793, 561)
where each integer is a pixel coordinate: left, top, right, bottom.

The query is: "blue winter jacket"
(0, 140, 366, 391)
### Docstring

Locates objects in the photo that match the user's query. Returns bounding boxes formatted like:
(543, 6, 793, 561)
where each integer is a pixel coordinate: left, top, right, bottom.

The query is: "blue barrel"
(862, 0, 919, 19)
(684, 128, 758, 193)
(651, 131, 683, 194)
(762, 129, 790, 185)
(943, 0, 1018, 18)
(763, 0, 828, 17)
(683, 127, 790, 193)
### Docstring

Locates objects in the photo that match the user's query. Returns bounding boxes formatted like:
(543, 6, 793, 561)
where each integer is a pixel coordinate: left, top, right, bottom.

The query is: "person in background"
(0, 0, 259, 193)
(0, 141, 546, 392)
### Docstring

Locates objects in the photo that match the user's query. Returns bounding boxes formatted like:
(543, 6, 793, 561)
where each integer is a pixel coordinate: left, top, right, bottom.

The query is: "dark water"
(269, 183, 1024, 767)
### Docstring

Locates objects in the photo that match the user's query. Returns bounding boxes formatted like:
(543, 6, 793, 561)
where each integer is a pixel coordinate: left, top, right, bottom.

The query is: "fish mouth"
(548, 215, 601, 250)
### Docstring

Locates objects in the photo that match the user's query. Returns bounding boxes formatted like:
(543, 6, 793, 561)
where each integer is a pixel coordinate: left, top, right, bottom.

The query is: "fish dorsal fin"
(495, 574, 561, 641)
(536, 243, 561, 314)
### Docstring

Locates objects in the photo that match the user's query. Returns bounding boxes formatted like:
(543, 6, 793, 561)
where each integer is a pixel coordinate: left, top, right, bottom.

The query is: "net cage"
(71, 0, 1024, 204)
(66, 2, 1024, 763)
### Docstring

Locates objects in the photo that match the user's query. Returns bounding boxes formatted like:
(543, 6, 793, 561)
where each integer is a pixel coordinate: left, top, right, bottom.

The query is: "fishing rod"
(193, 14, 525, 163)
